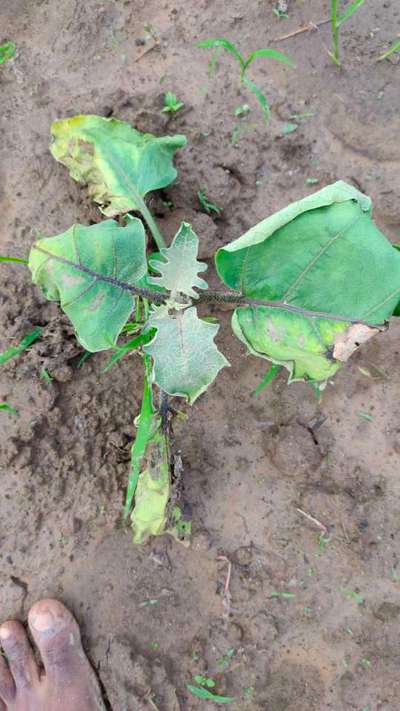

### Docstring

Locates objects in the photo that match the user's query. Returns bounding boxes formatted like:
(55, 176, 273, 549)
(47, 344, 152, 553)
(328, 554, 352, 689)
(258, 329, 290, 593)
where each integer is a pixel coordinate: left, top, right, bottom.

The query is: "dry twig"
(272, 18, 331, 43)
(216, 555, 232, 617)
(296, 507, 328, 535)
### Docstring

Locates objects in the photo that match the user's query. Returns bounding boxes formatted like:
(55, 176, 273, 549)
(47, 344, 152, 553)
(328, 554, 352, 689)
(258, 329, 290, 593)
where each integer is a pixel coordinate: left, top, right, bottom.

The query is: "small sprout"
(345, 627, 354, 636)
(329, 0, 366, 66)
(77, 351, 92, 368)
(308, 567, 315, 577)
(273, 8, 289, 19)
(341, 588, 365, 605)
(234, 103, 251, 117)
(306, 178, 319, 185)
(139, 599, 159, 607)
(357, 411, 374, 422)
(360, 657, 372, 668)
(217, 648, 236, 670)
(390, 567, 400, 582)
(281, 122, 298, 135)
(304, 607, 313, 615)
(270, 591, 295, 600)
(149, 641, 159, 651)
(197, 190, 222, 215)
(317, 533, 330, 554)
(243, 686, 254, 699)
(0, 403, 18, 416)
(161, 91, 185, 114)
(0, 41, 16, 65)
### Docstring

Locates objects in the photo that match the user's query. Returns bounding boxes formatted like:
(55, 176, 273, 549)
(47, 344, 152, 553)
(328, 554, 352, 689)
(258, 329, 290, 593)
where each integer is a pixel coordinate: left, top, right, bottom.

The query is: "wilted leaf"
(50, 115, 186, 217)
(144, 306, 229, 403)
(130, 411, 170, 544)
(29, 219, 147, 352)
(216, 181, 400, 383)
(149, 222, 208, 299)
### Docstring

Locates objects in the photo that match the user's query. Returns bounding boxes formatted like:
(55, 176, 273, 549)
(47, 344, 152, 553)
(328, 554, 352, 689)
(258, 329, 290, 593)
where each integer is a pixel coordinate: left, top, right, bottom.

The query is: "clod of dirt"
(266, 423, 322, 477)
(373, 601, 400, 623)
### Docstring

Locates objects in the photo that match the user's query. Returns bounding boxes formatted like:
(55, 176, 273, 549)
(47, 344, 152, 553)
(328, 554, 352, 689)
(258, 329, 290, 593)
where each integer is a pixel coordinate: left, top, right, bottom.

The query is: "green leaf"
(242, 76, 270, 122)
(187, 685, 235, 703)
(50, 115, 186, 217)
(0, 403, 19, 416)
(242, 47, 295, 72)
(0, 328, 42, 366)
(337, 0, 365, 26)
(216, 181, 400, 383)
(197, 37, 244, 69)
(0, 41, 16, 65)
(144, 306, 229, 403)
(103, 330, 156, 372)
(252, 364, 282, 396)
(29, 219, 147, 352)
(377, 40, 400, 62)
(0, 255, 28, 265)
(149, 223, 208, 299)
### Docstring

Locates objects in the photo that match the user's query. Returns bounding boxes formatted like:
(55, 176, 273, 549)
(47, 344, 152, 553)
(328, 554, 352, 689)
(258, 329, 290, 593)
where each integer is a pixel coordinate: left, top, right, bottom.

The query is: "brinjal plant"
(4, 115, 400, 544)
(329, 0, 366, 66)
(197, 38, 294, 122)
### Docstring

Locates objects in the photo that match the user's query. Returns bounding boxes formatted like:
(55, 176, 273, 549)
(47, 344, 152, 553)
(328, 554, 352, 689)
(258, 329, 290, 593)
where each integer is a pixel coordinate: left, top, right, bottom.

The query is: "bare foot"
(0, 599, 106, 710)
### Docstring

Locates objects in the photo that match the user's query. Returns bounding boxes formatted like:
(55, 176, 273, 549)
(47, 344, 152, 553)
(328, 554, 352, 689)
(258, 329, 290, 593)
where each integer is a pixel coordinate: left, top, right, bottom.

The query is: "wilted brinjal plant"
(4, 115, 400, 543)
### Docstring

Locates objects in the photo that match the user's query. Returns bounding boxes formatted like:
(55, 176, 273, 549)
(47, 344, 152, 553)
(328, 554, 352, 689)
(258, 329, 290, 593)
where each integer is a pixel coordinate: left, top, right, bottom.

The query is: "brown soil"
(1, 1, 400, 709)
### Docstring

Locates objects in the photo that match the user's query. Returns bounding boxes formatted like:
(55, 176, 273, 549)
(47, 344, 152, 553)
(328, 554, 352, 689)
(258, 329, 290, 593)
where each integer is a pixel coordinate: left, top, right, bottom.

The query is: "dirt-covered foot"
(0, 599, 106, 711)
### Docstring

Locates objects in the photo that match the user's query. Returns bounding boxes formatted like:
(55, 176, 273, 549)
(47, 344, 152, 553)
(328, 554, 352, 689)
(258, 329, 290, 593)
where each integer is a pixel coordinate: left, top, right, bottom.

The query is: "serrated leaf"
(149, 223, 208, 299)
(144, 306, 229, 403)
(216, 181, 400, 383)
(50, 115, 186, 217)
(29, 219, 147, 352)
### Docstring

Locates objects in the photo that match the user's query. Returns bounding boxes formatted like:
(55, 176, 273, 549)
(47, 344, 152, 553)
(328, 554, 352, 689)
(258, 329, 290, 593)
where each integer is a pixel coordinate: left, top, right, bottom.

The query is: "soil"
(1, 0, 400, 709)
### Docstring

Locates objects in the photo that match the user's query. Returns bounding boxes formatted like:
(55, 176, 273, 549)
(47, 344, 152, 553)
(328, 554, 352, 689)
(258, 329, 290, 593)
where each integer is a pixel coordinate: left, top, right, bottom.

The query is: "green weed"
(162, 91, 185, 114)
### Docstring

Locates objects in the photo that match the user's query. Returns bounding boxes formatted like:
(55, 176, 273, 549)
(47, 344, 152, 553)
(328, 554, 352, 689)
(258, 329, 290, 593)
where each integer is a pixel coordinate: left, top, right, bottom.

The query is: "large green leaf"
(50, 115, 187, 217)
(149, 222, 208, 299)
(29, 219, 147, 352)
(144, 306, 229, 403)
(216, 181, 400, 383)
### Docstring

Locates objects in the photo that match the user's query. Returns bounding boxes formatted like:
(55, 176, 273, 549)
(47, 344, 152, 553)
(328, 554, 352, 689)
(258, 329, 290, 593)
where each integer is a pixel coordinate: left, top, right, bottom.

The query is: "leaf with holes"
(143, 306, 229, 403)
(148, 222, 208, 299)
(50, 115, 186, 217)
(216, 181, 400, 383)
(29, 219, 147, 352)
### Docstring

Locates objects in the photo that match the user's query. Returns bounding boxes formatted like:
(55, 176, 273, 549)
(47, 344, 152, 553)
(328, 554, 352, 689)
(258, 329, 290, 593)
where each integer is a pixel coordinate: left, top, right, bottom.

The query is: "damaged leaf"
(29, 219, 147, 352)
(148, 222, 208, 299)
(216, 181, 400, 383)
(144, 306, 229, 403)
(50, 115, 186, 217)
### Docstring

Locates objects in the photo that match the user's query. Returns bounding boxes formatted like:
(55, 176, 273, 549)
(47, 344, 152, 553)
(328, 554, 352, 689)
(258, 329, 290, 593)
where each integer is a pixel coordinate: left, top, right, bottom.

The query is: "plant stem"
(124, 354, 155, 519)
(331, 0, 341, 65)
(130, 186, 167, 250)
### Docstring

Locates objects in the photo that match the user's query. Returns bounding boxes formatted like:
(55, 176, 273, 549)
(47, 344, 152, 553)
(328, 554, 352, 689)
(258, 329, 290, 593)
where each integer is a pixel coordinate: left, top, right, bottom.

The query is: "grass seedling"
(0, 41, 16, 65)
(0, 403, 18, 416)
(161, 91, 185, 114)
(270, 591, 295, 600)
(0, 328, 42, 366)
(330, 0, 366, 66)
(252, 364, 281, 397)
(197, 37, 294, 121)
(187, 683, 235, 704)
(197, 190, 222, 215)
(376, 40, 400, 62)
(341, 588, 365, 605)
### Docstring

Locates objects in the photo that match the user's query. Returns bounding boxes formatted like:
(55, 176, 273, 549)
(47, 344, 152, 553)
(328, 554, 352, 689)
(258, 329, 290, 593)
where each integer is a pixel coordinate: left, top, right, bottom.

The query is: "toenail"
(30, 610, 54, 632)
(0, 627, 12, 640)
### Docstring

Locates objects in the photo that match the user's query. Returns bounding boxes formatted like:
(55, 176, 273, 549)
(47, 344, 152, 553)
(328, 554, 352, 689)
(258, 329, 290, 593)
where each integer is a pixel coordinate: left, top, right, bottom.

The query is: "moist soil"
(1, 1, 400, 709)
